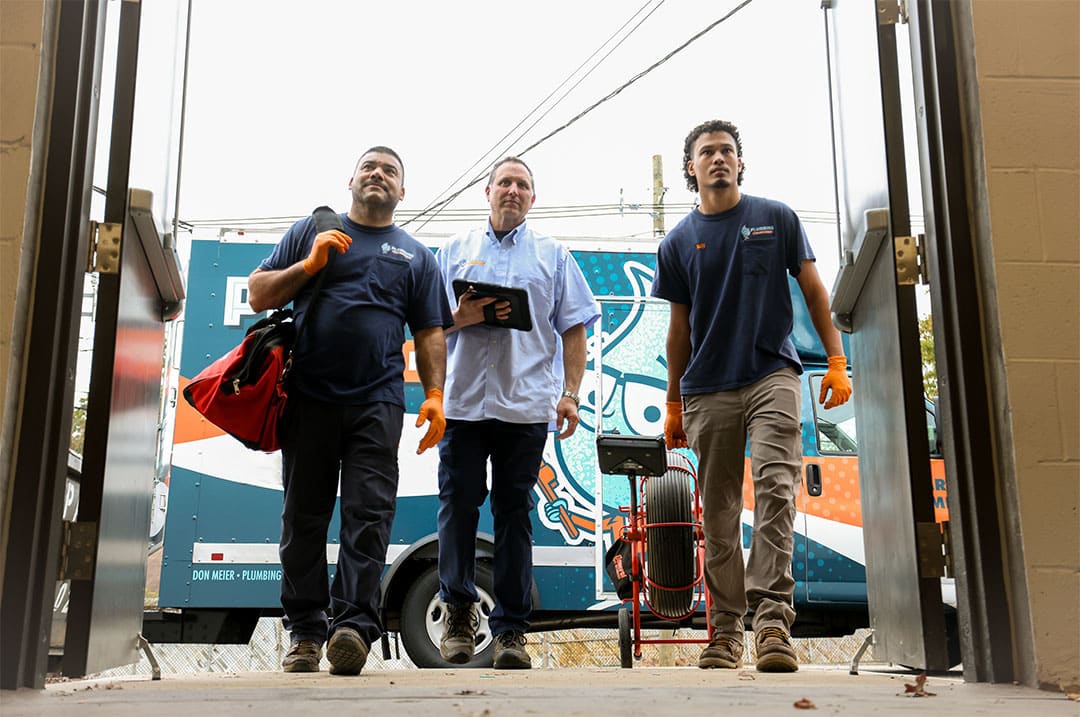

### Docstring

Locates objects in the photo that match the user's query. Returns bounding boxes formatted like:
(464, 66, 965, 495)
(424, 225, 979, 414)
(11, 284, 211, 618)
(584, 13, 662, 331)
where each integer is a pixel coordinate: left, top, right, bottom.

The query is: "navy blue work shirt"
(259, 213, 453, 406)
(651, 194, 814, 394)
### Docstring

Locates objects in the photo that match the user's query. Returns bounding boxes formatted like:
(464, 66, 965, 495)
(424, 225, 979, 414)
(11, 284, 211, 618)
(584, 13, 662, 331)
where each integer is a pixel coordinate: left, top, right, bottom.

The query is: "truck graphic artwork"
(158, 233, 951, 667)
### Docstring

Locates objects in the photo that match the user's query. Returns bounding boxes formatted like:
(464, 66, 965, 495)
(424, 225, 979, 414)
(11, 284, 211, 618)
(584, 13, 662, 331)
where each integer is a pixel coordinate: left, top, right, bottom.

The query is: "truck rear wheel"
(644, 470, 695, 618)
(399, 563, 495, 668)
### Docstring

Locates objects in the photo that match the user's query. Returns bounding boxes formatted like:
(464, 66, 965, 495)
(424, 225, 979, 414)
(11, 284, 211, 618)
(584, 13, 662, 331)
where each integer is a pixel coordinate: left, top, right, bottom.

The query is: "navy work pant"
(278, 393, 403, 648)
(437, 419, 548, 636)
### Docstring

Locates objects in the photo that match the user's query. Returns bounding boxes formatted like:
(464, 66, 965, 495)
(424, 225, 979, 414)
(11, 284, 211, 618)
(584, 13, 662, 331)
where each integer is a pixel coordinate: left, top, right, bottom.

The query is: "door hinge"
(87, 221, 122, 274)
(877, 0, 900, 25)
(58, 520, 97, 581)
(895, 234, 927, 286)
(916, 521, 946, 578)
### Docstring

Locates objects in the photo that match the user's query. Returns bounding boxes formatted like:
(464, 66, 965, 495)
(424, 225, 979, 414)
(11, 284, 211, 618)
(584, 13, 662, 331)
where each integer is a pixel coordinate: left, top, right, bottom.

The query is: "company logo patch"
(741, 224, 775, 240)
(381, 242, 414, 260)
(695, 243, 706, 250)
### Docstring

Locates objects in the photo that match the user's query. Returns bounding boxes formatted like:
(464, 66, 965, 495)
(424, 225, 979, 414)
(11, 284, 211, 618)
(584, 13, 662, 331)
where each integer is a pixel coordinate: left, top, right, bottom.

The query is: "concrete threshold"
(2, 665, 1076, 716)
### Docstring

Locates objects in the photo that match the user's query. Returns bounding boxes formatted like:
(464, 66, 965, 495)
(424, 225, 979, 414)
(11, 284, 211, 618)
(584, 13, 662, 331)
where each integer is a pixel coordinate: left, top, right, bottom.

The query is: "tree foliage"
(70, 395, 87, 455)
(919, 315, 937, 402)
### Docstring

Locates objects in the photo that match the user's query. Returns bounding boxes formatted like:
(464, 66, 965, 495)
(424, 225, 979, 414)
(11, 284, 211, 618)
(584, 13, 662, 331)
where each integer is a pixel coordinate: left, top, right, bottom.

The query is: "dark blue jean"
(278, 394, 403, 647)
(437, 419, 548, 635)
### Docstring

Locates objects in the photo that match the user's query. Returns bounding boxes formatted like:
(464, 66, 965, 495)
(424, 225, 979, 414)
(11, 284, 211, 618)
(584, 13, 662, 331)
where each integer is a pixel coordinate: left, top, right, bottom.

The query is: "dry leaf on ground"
(902, 672, 936, 697)
(793, 697, 817, 709)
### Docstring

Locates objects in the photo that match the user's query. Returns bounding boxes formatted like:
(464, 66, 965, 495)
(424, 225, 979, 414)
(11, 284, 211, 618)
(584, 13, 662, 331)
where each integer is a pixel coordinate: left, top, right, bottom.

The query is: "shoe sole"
(327, 632, 367, 676)
(282, 660, 320, 673)
(698, 658, 740, 669)
(493, 653, 531, 669)
(755, 654, 799, 672)
(440, 645, 474, 665)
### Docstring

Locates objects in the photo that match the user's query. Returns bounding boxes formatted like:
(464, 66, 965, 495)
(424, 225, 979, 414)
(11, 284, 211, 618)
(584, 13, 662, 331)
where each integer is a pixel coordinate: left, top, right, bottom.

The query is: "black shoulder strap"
(288, 206, 343, 361)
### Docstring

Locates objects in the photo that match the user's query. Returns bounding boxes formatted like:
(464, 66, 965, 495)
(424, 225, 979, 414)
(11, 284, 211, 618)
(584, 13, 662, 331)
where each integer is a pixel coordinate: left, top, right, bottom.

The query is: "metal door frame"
(0, 0, 109, 691)
(905, 0, 1032, 684)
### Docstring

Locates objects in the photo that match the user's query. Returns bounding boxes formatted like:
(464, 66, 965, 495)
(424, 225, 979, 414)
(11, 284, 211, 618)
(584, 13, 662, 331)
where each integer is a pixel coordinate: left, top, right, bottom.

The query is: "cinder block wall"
(971, 0, 1080, 692)
(0, 0, 43, 449)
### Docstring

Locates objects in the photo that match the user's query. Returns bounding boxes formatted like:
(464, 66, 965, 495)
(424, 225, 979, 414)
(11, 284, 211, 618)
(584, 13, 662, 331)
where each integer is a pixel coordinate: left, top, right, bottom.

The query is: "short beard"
(353, 184, 398, 212)
(702, 176, 734, 191)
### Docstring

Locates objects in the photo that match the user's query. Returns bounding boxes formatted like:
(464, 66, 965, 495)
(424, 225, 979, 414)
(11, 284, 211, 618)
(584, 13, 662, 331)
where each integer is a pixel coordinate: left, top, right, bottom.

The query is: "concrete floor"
(2, 666, 1076, 717)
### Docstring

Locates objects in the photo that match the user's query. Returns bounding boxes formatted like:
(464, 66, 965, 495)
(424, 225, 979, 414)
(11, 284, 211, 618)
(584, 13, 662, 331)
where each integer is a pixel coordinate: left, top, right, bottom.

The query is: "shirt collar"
(485, 219, 527, 246)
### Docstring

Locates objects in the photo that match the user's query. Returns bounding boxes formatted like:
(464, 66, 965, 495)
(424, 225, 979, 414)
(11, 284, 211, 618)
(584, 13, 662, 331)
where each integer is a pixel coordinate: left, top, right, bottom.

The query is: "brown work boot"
(440, 602, 479, 664)
(492, 631, 531, 669)
(698, 633, 743, 669)
(282, 638, 321, 672)
(754, 626, 798, 672)
(326, 626, 368, 676)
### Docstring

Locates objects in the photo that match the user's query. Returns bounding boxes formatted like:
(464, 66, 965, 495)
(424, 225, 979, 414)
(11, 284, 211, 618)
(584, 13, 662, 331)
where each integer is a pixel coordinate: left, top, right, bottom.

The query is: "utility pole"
(652, 154, 665, 237)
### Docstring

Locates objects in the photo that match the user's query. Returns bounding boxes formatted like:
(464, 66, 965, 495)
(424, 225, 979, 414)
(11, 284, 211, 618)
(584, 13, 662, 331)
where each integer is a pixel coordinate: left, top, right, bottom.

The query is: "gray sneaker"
(326, 626, 368, 676)
(698, 633, 743, 669)
(492, 631, 531, 669)
(440, 602, 478, 664)
(282, 638, 322, 672)
(754, 626, 798, 672)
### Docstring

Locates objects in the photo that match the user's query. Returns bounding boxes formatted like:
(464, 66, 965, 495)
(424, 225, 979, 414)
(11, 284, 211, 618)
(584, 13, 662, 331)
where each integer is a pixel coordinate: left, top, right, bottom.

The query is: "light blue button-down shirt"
(437, 220, 600, 424)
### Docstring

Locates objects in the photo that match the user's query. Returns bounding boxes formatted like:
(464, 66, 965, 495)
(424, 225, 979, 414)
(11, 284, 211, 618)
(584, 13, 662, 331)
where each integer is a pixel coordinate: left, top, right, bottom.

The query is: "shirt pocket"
(515, 264, 554, 309)
(365, 254, 411, 304)
(741, 237, 774, 275)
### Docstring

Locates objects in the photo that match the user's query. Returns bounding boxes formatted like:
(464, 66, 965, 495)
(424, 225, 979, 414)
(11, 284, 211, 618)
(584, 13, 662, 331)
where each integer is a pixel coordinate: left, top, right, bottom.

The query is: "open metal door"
(56, 0, 188, 678)
(825, 0, 948, 670)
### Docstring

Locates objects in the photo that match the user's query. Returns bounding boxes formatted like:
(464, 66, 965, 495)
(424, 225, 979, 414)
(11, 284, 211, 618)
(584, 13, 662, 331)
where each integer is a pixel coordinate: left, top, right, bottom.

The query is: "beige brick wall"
(0, 0, 44, 449)
(972, 0, 1080, 692)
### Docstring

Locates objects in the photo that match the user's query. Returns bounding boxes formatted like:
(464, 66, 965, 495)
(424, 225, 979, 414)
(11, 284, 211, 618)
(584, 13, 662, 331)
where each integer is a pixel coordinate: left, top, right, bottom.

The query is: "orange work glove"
(664, 401, 688, 449)
(819, 355, 853, 409)
(415, 388, 446, 454)
(301, 229, 351, 275)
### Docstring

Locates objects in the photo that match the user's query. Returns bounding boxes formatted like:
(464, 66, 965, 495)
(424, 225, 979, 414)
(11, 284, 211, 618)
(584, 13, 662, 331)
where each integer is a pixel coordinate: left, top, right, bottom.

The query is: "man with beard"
(433, 157, 599, 669)
(248, 146, 453, 676)
(652, 121, 852, 672)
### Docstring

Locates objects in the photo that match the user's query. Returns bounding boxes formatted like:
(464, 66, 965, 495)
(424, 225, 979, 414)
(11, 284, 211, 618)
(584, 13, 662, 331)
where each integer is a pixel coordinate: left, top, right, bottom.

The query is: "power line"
(409, 0, 667, 232)
(403, 0, 756, 230)
(180, 205, 855, 235)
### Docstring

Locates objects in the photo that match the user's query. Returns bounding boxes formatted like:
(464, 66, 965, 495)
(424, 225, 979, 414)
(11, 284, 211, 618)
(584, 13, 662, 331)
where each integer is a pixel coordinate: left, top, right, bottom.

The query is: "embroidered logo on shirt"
(695, 243, 706, 250)
(741, 225, 775, 240)
(467, 261, 486, 265)
(381, 242, 414, 260)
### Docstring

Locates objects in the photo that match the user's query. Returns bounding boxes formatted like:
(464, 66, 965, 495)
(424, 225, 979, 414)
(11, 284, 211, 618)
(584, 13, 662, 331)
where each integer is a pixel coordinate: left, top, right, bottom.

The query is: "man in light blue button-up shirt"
(434, 157, 600, 669)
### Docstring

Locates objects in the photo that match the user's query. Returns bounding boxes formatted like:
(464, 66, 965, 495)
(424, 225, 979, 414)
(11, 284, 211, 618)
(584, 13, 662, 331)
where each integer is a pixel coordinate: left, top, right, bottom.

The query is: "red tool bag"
(182, 309, 297, 452)
(182, 206, 339, 452)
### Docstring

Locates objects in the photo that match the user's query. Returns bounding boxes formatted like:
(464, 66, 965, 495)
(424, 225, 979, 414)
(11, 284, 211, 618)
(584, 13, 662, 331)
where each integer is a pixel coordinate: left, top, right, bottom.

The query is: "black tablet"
(452, 279, 533, 331)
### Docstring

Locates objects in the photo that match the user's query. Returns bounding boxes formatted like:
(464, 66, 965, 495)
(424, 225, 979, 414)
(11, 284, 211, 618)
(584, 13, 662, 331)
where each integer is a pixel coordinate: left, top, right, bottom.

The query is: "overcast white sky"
(173, 0, 846, 280)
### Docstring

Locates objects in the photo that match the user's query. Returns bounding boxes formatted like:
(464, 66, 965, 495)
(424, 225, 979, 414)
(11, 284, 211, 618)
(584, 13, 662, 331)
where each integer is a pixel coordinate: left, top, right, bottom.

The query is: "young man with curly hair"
(652, 120, 852, 672)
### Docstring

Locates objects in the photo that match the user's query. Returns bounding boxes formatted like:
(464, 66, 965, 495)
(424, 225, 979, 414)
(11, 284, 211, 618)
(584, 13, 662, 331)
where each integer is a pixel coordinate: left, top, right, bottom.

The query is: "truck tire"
(400, 563, 495, 668)
(644, 470, 695, 618)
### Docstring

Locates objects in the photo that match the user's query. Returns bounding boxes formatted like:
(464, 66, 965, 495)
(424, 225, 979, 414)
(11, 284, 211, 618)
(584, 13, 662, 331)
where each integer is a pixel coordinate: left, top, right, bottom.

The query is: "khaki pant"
(683, 368, 801, 639)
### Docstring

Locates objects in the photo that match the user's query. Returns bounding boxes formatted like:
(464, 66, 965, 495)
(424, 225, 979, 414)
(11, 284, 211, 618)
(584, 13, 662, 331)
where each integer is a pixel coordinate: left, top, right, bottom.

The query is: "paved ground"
(3, 666, 1076, 716)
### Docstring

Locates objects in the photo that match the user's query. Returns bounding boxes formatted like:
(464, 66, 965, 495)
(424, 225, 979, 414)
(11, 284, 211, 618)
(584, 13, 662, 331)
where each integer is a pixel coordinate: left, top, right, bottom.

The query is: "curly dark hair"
(682, 120, 744, 192)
